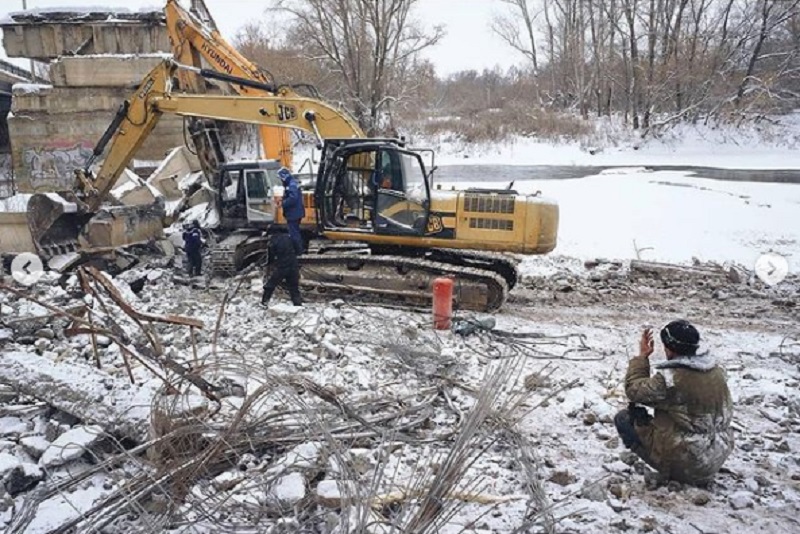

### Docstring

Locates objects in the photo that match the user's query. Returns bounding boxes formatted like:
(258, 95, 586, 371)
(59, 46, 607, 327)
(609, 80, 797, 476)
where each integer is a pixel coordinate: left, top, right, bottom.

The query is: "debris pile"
(517, 256, 799, 321)
(0, 251, 798, 532)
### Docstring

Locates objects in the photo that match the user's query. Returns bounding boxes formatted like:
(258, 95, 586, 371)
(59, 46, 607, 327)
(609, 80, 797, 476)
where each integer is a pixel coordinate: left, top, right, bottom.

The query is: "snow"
(1, 5, 164, 24)
(178, 201, 220, 228)
(0, 452, 21, 477)
(0, 194, 31, 212)
(39, 425, 104, 467)
(12, 83, 52, 94)
(269, 472, 306, 505)
(440, 170, 800, 274)
(22, 474, 113, 534)
(429, 114, 800, 169)
(61, 52, 173, 60)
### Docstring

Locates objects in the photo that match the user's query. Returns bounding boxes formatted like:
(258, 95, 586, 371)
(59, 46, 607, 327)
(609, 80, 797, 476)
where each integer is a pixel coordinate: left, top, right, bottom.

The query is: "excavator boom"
(165, 0, 339, 167)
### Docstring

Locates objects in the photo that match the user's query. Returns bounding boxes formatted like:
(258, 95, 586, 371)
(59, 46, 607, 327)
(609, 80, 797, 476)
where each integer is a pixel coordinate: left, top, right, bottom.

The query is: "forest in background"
(236, 0, 800, 142)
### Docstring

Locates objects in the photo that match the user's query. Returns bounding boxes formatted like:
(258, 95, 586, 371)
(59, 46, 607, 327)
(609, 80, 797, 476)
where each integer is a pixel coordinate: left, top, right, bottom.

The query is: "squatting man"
(615, 320, 734, 485)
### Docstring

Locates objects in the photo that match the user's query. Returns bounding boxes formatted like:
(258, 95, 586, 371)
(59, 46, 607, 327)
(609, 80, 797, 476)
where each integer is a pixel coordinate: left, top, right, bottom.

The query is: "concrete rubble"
(0, 248, 797, 532)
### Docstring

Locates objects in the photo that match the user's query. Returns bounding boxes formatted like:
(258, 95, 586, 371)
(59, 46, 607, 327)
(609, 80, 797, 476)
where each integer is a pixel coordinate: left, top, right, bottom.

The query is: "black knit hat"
(660, 320, 700, 356)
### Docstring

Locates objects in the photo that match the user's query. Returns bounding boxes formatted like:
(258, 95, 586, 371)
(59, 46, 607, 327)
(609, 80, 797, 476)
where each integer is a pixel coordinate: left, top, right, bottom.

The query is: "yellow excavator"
(27, 60, 558, 311)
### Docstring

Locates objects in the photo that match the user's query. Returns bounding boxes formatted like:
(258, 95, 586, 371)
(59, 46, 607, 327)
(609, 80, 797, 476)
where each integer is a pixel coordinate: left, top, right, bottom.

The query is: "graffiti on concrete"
(22, 142, 93, 190)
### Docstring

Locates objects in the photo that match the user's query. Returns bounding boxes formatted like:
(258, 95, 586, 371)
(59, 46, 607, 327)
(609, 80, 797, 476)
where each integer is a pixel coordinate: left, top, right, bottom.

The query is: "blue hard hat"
(277, 167, 293, 183)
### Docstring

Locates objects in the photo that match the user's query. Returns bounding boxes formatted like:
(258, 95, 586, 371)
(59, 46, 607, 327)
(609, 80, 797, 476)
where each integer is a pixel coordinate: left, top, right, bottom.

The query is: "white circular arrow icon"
(754, 253, 789, 287)
(11, 253, 44, 286)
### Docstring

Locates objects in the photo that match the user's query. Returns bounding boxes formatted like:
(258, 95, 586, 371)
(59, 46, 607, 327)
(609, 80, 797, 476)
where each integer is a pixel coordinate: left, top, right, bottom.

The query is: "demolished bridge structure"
(0, 9, 188, 194)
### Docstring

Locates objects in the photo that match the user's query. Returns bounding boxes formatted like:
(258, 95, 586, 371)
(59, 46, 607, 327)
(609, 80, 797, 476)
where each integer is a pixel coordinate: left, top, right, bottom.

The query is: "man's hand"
(639, 328, 655, 358)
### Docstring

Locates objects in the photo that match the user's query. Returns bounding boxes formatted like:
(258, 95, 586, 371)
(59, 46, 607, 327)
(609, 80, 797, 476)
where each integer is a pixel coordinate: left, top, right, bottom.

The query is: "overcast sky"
(0, 0, 521, 76)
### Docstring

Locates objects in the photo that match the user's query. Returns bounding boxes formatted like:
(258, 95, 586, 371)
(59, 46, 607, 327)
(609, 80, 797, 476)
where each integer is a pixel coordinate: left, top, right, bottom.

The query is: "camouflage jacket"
(625, 354, 734, 484)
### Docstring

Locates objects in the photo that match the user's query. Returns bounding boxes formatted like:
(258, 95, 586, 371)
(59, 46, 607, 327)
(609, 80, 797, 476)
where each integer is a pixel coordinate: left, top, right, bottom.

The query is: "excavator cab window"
(374, 150, 429, 235)
(219, 168, 247, 223)
(317, 142, 429, 237)
(244, 169, 276, 224)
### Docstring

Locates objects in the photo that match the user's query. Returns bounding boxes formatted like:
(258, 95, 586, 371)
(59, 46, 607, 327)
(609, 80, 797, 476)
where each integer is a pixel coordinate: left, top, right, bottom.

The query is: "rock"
(4, 463, 44, 496)
(19, 435, 50, 460)
(34, 338, 49, 353)
(51, 410, 81, 427)
(754, 475, 771, 487)
(316, 479, 354, 508)
(727, 266, 743, 284)
(609, 482, 631, 500)
(347, 448, 375, 475)
(690, 490, 711, 506)
(0, 453, 22, 478)
(729, 491, 754, 509)
(739, 441, 754, 452)
(0, 387, 16, 404)
(579, 481, 607, 502)
(0, 417, 29, 437)
(548, 470, 577, 486)
(269, 303, 303, 315)
(40, 425, 104, 467)
(559, 390, 585, 417)
(212, 471, 244, 492)
(743, 478, 759, 493)
(712, 289, 730, 301)
(583, 412, 597, 426)
(44, 421, 69, 442)
(95, 335, 113, 348)
(0, 329, 14, 342)
(322, 308, 339, 323)
(156, 239, 176, 258)
(267, 472, 306, 507)
(271, 442, 324, 474)
(619, 451, 639, 466)
(776, 440, 791, 452)
(35, 328, 55, 340)
(644, 471, 666, 489)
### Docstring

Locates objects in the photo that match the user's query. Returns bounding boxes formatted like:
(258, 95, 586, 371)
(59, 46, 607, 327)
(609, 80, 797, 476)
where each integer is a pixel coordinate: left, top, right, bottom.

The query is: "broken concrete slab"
(0, 15, 169, 61)
(186, 187, 213, 208)
(49, 53, 171, 88)
(13, 85, 141, 114)
(39, 425, 104, 467)
(146, 147, 202, 201)
(76, 203, 165, 252)
(0, 352, 158, 443)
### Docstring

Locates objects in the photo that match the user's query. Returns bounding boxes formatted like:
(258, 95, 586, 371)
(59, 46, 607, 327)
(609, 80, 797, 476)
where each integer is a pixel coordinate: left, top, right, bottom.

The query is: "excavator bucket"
(27, 192, 165, 259)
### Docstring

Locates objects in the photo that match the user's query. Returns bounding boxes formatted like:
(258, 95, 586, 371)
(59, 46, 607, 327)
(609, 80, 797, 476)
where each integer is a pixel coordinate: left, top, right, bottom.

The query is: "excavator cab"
(315, 139, 430, 237)
(215, 160, 282, 230)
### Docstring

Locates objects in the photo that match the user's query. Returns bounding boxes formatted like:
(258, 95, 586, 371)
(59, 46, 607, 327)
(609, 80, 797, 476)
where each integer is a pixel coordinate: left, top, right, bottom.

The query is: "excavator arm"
(165, 0, 310, 167)
(27, 59, 362, 256)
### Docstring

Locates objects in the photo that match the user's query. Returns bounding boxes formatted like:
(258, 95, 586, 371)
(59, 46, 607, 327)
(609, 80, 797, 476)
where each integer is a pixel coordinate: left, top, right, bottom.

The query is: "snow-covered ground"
(440, 167, 800, 274)
(0, 256, 797, 533)
(428, 114, 800, 169)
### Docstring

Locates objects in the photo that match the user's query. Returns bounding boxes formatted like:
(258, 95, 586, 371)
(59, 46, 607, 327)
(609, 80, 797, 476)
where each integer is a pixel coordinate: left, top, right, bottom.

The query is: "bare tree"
(273, 0, 444, 134)
(491, 0, 541, 73)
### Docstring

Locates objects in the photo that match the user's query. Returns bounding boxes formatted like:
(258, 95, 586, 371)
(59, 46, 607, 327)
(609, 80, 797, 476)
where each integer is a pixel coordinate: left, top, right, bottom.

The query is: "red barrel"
(432, 277, 454, 330)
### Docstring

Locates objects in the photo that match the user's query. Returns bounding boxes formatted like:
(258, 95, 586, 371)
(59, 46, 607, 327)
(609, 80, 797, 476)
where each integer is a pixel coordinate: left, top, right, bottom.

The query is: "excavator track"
(426, 249, 520, 290)
(295, 253, 509, 312)
(209, 233, 269, 276)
